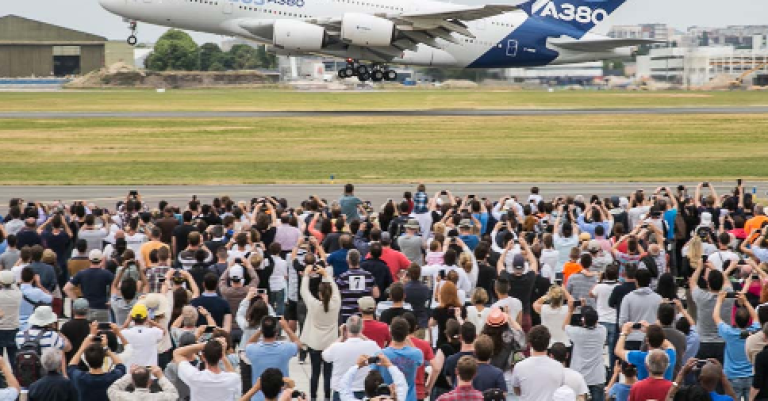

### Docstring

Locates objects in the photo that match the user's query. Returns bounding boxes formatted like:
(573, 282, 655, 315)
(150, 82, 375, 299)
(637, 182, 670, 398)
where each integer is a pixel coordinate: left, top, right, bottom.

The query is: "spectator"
(0, 271, 20, 366)
(667, 358, 737, 401)
(564, 305, 607, 400)
(120, 303, 165, 367)
(64, 250, 114, 322)
(266, 243, 288, 316)
(442, 322, 476, 388)
(471, 334, 506, 393)
(28, 349, 77, 401)
(178, 232, 212, 271)
(337, 249, 378, 323)
(19, 266, 53, 330)
(379, 233, 412, 282)
(145, 246, 173, 293)
(339, 184, 363, 222)
(361, 242, 394, 302)
(190, 273, 233, 332)
(371, 317, 424, 401)
(605, 361, 637, 401)
(533, 284, 570, 348)
(172, 211, 198, 257)
(358, 297, 391, 348)
(499, 241, 538, 331)
(618, 269, 662, 350)
(689, 253, 734, 363)
(219, 263, 259, 343)
(615, 323, 676, 381)
(173, 338, 241, 401)
(339, 354, 408, 401)
(301, 265, 341, 401)
(379, 282, 407, 325)
(589, 264, 619, 368)
(0, 235, 19, 271)
(155, 207, 179, 245)
(750, 323, 768, 401)
(274, 214, 301, 253)
(747, 308, 768, 364)
(398, 220, 424, 266)
(67, 322, 126, 401)
(548, 343, 589, 401)
(322, 315, 381, 401)
(713, 292, 759, 400)
(60, 298, 91, 366)
(466, 288, 490, 335)
(29, 245, 57, 293)
(107, 365, 179, 400)
(16, 218, 42, 249)
(163, 332, 197, 401)
(244, 315, 302, 400)
(401, 312, 435, 401)
(327, 234, 354, 277)
(139, 227, 168, 268)
(627, 349, 672, 401)
(403, 264, 431, 331)
(430, 281, 467, 349)
(77, 214, 109, 253)
(437, 356, 483, 401)
(241, 368, 306, 401)
(565, 254, 598, 324)
(490, 277, 521, 326)
(510, 325, 565, 401)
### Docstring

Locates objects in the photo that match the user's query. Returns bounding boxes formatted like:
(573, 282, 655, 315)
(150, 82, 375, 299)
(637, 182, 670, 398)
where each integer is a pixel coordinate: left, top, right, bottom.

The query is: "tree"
(255, 45, 277, 69)
(145, 29, 200, 71)
(228, 44, 260, 70)
(200, 43, 227, 71)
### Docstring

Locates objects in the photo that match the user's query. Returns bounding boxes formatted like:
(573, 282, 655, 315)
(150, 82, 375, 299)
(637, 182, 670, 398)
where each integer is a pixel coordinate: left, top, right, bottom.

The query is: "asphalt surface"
(2, 107, 768, 119)
(2, 182, 764, 213)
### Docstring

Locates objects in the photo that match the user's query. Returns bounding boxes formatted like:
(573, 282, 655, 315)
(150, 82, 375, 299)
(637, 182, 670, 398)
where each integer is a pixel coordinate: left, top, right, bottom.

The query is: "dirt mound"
(66, 64, 278, 88)
(440, 80, 478, 89)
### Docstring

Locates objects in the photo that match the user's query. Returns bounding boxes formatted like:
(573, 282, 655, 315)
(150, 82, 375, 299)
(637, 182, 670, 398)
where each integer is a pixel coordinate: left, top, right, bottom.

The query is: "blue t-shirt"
(664, 209, 678, 240)
(472, 363, 507, 392)
(327, 248, 351, 277)
(245, 341, 298, 401)
(339, 195, 362, 221)
(70, 268, 115, 310)
(718, 322, 760, 378)
(608, 383, 631, 401)
(627, 348, 676, 381)
(459, 235, 480, 251)
(710, 391, 734, 401)
(472, 212, 489, 235)
(373, 347, 424, 401)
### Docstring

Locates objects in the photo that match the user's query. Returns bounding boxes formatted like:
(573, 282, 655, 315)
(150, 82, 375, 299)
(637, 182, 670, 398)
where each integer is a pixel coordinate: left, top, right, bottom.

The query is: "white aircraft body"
(99, 0, 656, 81)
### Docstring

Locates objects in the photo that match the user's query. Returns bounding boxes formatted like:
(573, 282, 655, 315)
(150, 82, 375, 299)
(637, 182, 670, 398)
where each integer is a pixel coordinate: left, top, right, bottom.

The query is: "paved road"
(2, 182, 764, 213)
(1, 107, 768, 119)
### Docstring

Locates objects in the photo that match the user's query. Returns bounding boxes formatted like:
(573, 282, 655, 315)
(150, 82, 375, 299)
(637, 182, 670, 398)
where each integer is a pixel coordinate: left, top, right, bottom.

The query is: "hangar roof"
(0, 15, 107, 44)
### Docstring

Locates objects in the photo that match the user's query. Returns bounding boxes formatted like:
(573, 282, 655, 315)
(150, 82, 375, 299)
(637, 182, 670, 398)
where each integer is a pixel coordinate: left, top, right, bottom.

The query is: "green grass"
(1, 89, 768, 111)
(2, 114, 768, 184)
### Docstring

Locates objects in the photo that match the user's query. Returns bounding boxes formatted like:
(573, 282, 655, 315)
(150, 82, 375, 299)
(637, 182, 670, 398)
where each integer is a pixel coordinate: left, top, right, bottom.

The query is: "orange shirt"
(562, 261, 583, 287)
(745, 216, 768, 242)
(140, 240, 169, 267)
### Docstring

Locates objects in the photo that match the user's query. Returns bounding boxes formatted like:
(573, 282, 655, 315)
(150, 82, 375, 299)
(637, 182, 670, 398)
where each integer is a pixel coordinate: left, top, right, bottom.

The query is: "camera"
(98, 322, 112, 331)
(440, 190, 447, 196)
(725, 292, 737, 299)
(368, 356, 380, 365)
(129, 190, 138, 198)
(695, 359, 707, 369)
(204, 326, 215, 334)
(291, 390, 306, 400)
(375, 384, 391, 397)
(572, 300, 582, 307)
(703, 182, 709, 187)
(632, 323, 642, 329)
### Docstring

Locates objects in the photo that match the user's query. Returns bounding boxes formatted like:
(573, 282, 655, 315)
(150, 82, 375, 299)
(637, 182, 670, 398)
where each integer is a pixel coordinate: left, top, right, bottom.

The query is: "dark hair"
(21, 266, 35, 283)
(369, 242, 383, 259)
(408, 264, 421, 282)
(318, 282, 333, 313)
(182, 210, 193, 223)
(735, 307, 751, 329)
(460, 322, 477, 344)
(120, 277, 137, 301)
(31, 245, 44, 262)
(261, 316, 279, 339)
(203, 272, 218, 291)
(759, 306, 768, 326)
(657, 303, 676, 326)
(261, 368, 284, 399)
(444, 249, 457, 266)
(635, 268, 652, 288)
(604, 264, 619, 281)
(675, 315, 691, 335)
(456, 356, 477, 382)
(84, 343, 106, 369)
(527, 325, 551, 352)
(656, 273, 677, 300)
(364, 370, 385, 398)
(247, 299, 270, 328)
(6, 234, 16, 248)
(202, 339, 223, 366)
(75, 239, 88, 253)
(389, 282, 404, 302)
(708, 270, 725, 292)
(474, 334, 494, 362)
(390, 317, 409, 342)
(672, 385, 712, 401)
(133, 367, 151, 388)
(495, 277, 509, 296)
(402, 312, 418, 333)
(580, 254, 592, 270)
(646, 324, 665, 348)
(548, 342, 569, 363)
(171, 287, 190, 324)
(345, 184, 354, 194)
(595, 225, 605, 237)
(624, 263, 637, 279)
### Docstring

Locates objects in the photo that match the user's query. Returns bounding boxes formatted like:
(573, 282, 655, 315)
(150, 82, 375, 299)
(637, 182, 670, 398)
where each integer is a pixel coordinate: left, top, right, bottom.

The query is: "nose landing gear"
(127, 21, 138, 46)
(338, 59, 398, 83)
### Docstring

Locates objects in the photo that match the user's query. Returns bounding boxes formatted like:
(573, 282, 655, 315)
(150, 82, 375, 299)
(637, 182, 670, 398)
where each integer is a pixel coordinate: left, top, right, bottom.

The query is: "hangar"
(0, 15, 107, 78)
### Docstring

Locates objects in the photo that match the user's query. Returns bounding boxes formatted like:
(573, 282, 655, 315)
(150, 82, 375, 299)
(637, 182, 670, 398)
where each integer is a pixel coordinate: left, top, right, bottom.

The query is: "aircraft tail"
(521, 0, 629, 38)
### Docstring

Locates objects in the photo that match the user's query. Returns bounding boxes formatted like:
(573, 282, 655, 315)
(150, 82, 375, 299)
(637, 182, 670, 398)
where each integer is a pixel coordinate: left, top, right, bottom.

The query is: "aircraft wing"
(552, 38, 665, 52)
(399, 4, 521, 22)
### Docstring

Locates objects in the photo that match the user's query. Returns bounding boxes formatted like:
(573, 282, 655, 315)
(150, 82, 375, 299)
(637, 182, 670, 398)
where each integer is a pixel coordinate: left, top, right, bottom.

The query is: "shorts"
(286, 300, 298, 321)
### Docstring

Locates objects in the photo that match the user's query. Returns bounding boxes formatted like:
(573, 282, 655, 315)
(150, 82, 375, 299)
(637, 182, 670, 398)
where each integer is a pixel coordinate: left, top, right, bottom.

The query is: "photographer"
(173, 337, 240, 401)
(107, 364, 179, 401)
(241, 369, 306, 401)
(563, 305, 607, 401)
(713, 291, 759, 400)
(67, 321, 127, 401)
(340, 354, 407, 401)
(120, 304, 165, 368)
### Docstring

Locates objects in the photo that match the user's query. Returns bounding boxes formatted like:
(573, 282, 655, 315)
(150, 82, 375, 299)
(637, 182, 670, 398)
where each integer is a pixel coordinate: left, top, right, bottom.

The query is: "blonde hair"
(459, 253, 472, 274)
(181, 305, 198, 327)
(471, 288, 489, 305)
(42, 249, 57, 265)
(250, 253, 263, 268)
(686, 236, 703, 269)
(433, 223, 447, 236)
(547, 285, 564, 309)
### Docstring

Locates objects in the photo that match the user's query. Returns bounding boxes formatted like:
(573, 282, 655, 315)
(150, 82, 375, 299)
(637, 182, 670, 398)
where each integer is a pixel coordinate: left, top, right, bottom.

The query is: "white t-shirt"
(492, 296, 523, 323)
(125, 232, 148, 254)
(465, 305, 490, 334)
(540, 249, 559, 275)
(178, 361, 242, 401)
(11, 263, 28, 284)
(540, 304, 570, 347)
(563, 367, 589, 397)
(628, 206, 651, 230)
(706, 250, 739, 271)
(553, 235, 578, 272)
(510, 355, 565, 401)
(591, 282, 619, 324)
(269, 256, 288, 291)
(120, 326, 164, 367)
(322, 338, 381, 392)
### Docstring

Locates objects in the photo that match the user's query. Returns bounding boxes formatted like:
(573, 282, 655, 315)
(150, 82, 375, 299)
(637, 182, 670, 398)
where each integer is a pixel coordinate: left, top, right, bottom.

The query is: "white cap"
(230, 264, 244, 279)
(88, 249, 104, 262)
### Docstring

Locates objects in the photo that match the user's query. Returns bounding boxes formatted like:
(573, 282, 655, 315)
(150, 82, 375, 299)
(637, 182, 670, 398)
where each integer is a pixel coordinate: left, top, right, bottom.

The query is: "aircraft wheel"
(371, 70, 385, 82)
(338, 69, 347, 79)
(127, 35, 138, 46)
(356, 65, 369, 76)
(385, 70, 398, 81)
(358, 72, 370, 82)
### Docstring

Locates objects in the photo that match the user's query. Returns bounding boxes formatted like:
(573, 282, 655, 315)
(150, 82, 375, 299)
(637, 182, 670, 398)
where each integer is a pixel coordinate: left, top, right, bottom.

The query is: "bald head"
(649, 244, 661, 256)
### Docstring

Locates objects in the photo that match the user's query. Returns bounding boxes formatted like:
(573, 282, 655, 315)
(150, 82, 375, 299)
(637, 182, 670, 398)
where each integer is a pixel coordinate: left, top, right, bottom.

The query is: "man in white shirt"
(511, 325, 565, 401)
(120, 304, 165, 367)
(323, 315, 382, 401)
(173, 337, 241, 401)
(707, 233, 739, 271)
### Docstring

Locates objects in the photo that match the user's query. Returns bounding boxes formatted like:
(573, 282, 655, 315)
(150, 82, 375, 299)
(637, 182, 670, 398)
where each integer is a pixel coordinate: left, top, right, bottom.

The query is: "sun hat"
(0, 271, 14, 285)
(485, 307, 508, 327)
(405, 219, 420, 230)
(358, 296, 376, 313)
(29, 306, 57, 327)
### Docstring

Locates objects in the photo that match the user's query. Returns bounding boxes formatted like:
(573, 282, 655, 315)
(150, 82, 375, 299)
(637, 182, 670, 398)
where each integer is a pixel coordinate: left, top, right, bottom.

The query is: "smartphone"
(572, 300, 582, 307)
(725, 292, 737, 299)
(367, 356, 380, 365)
(703, 182, 710, 187)
(440, 190, 447, 196)
(702, 255, 709, 263)
(695, 359, 708, 368)
(468, 195, 475, 199)
(738, 179, 743, 186)
(438, 270, 446, 280)
(632, 322, 642, 329)
(257, 289, 267, 295)
(129, 190, 138, 197)
(752, 274, 759, 280)
(98, 322, 111, 330)
(555, 272, 564, 283)
(204, 326, 215, 333)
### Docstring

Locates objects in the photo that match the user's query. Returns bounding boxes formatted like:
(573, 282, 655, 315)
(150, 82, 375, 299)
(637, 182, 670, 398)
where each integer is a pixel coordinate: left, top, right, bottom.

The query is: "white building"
(504, 62, 604, 85)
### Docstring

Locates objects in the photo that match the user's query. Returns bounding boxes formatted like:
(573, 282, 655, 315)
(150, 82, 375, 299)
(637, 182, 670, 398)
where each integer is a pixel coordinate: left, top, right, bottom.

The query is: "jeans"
(730, 376, 752, 401)
(271, 289, 286, 316)
(589, 384, 605, 401)
(0, 330, 18, 369)
(309, 347, 332, 400)
(600, 322, 617, 375)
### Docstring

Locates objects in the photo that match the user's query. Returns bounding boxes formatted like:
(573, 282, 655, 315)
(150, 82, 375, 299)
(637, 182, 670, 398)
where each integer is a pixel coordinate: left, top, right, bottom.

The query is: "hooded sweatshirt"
(619, 287, 662, 342)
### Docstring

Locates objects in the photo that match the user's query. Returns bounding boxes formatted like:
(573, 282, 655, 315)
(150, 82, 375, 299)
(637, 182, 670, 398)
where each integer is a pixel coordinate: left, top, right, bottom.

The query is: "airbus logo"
(538, 2, 607, 24)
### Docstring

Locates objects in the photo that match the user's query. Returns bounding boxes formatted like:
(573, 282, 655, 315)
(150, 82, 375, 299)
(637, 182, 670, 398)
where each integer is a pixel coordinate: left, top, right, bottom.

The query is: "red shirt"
(628, 377, 673, 401)
(380, 248, 411, 282)
(363, 319, 391, 348)
(410, 336, 434, 400)
(436, 385, 484, 401)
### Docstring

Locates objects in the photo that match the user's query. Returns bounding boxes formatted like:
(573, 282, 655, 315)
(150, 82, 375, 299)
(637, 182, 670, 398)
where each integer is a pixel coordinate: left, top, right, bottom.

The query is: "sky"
(3, 0, 768, 44)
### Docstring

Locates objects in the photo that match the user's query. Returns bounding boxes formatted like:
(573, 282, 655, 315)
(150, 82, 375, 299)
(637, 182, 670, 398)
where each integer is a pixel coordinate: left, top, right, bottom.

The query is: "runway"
(1, 182, 763, 214)
(2, 106, 768, 119)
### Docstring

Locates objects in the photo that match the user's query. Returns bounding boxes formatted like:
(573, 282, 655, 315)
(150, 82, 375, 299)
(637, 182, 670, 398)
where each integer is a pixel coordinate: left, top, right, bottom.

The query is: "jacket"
(107, 373, 179, 401)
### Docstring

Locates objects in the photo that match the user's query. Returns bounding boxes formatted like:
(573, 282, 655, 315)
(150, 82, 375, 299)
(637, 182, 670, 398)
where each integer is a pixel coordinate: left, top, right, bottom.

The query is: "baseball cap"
(587, 240, 601, 253)
(131, 303, 148, 319)
(0, 271, 14, 285)
(230, 265, 244, 280)
(358, 296, 376, 313)
(89, 249, 104, 263)
(73, 298, 90, 314)
(578, 232, 592, 242)
(458, 219, 472, 228)
(511, 254, 526, 270)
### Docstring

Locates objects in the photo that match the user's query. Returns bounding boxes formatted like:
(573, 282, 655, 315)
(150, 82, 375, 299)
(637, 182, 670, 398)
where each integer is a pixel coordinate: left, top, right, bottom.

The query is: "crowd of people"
(0, 182, 766, 401)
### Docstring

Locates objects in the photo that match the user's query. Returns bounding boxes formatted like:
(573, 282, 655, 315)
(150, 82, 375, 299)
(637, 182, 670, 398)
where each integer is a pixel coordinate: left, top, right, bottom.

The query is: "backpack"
(22, 293, 51, 310)
(639, 254, 659, 278)
(389, 217, 408, 250)
(14, 328, 47, 387)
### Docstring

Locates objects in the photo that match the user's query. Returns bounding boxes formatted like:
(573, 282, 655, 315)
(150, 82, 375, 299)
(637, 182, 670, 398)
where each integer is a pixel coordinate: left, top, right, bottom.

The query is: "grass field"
(2, 114, 768, 184)
(1, 89, 768, 111)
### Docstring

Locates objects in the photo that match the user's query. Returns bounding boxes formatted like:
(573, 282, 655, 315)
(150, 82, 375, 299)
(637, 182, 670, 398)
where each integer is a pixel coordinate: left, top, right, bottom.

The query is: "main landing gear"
(127, 21, 138, 46)
(337, 59, 398, 83)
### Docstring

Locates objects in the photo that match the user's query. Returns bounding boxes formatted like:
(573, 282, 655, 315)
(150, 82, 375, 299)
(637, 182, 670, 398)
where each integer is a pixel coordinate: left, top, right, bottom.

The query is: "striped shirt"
(565, 272, 598, 313)
(146, 265, 171, 293)
(335, 268, 375, 322)
(15, 327, 66, 351)
(413, 192, 429, 214)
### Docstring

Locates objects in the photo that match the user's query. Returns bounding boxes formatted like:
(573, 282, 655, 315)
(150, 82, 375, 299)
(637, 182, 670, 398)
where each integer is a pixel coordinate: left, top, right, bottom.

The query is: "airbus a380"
(99, 0, 657, 82)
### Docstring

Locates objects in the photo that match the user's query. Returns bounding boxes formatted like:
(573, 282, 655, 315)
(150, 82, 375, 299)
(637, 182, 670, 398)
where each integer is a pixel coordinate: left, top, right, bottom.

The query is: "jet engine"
(341, 13, 395, 47)
(273, 20, 327, 51)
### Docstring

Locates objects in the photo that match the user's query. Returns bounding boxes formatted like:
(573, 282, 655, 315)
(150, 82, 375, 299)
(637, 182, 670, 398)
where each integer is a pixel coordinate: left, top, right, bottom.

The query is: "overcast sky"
(3, 0, 767, 44)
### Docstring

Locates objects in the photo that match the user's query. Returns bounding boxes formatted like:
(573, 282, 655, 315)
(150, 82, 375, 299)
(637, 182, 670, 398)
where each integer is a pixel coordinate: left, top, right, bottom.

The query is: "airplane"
(98, 0, 658, 82)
